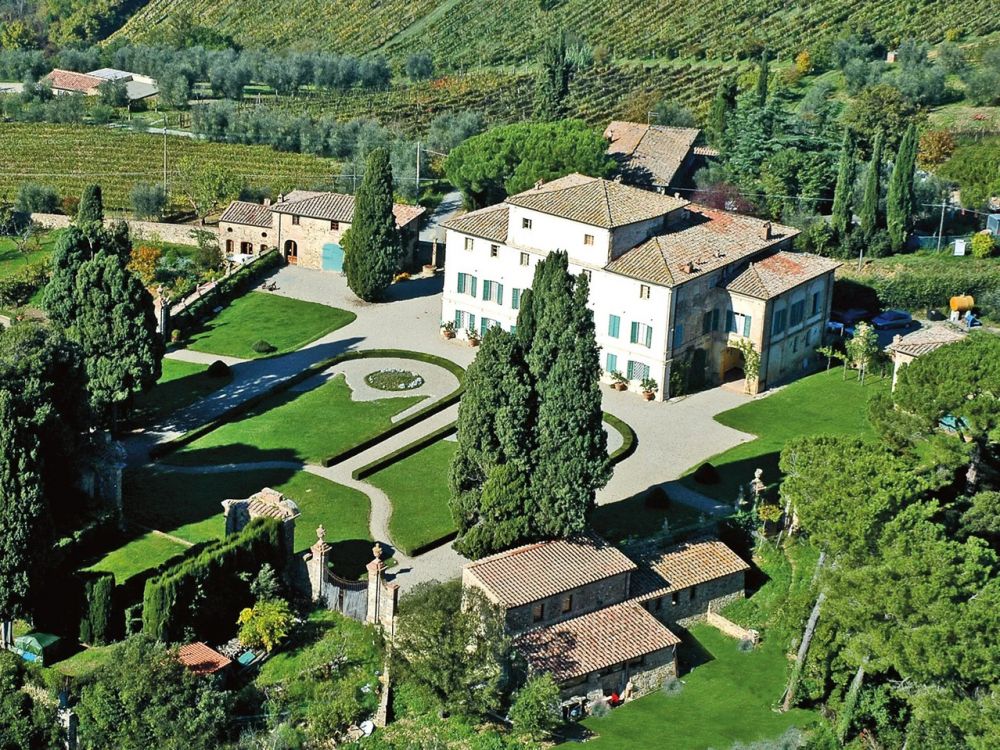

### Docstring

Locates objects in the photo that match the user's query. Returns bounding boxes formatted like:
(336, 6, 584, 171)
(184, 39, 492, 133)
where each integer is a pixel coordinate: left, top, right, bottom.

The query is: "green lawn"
(577, 624, 818, 749)
(50, 642, 126, 679)
(164, 374, 423, 466)
(84, 530, 189, 583)
(680, 368, 889, 503)
(117, 467, 372, 577)
(186, 292, 355, 359)
(592, 494, 710, 544)
(368, 438, 458, 555)
(0, 230, 62, 278)
(130, 358, 233, 426)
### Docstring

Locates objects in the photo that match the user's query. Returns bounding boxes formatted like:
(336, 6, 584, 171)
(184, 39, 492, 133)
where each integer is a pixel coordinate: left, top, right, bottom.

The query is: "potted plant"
(440, 320, 456, 340)
(640, 377, 659, 401)
(466, 328, 481, 347)
(609, 370, 628, 391)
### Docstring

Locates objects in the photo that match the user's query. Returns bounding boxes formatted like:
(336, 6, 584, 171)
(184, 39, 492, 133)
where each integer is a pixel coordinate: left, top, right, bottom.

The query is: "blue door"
(322, 242, 344, 272)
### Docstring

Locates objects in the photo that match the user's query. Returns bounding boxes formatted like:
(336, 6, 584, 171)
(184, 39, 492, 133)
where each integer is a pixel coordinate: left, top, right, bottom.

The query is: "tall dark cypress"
(533, 28, 569, 121)
(77, 184, 104, 224)
(343, 147, 401, 302)
(887, 124, 917, 252)
(756, 50, 770, 107)
(831, 131, 856, 239)
(859, 133, 884, 237)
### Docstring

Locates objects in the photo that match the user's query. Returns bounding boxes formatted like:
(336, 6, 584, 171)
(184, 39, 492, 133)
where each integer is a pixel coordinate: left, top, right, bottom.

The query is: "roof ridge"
(602, 179, 613, 225)
(465, 540, 549, 568)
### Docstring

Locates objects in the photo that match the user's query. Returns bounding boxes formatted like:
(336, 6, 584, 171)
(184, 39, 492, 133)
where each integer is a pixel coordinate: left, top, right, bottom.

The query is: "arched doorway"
(225, 239, 234, 254)
(284, 240, 298, 264)
(721, 346, 746, 390)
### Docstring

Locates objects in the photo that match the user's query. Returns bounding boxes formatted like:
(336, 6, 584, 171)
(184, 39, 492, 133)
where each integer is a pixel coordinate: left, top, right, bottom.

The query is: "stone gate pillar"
(308, 526, 331, 603)
(366, 543, 387, 626)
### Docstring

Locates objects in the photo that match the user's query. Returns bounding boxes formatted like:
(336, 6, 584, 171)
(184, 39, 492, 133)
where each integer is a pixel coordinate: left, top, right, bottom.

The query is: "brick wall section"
(503, 572, 631, 634)
(638, 571, 745, 627)
(32, 213, 205, 246)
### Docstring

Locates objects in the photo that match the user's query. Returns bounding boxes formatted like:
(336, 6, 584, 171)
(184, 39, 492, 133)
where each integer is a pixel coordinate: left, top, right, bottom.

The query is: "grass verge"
(131, 358, 233, 426)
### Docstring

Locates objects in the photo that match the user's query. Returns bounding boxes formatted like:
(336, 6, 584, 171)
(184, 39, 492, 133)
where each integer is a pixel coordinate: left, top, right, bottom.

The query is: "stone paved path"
(165, 349, 247, 367)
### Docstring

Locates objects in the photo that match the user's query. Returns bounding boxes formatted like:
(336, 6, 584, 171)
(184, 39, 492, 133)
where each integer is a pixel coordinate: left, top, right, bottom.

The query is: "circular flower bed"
(364, 368, 425, 391)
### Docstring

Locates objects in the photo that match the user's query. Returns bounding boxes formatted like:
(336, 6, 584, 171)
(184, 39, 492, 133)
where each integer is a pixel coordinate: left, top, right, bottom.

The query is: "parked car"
(872, 310, 913, 330)
(830, 308, 871, 326)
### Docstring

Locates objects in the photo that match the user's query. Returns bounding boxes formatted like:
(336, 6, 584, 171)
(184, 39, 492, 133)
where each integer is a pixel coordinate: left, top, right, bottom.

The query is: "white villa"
(441, 174, 840, 400)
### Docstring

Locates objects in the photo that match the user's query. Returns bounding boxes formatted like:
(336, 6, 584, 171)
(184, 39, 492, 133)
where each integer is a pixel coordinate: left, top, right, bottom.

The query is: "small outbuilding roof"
(464, 534, 637, 608)
(604, 121, 701, 188)
(220, 200, 273, 228)
(632, 539, 750, 600)
(44, 69, 104, 93)
(272, 191, 425, 228)
(887, 325, 967, 358)
(725, 251, 841, 300)
(515, 602, 680, 682)
(178, 642, 232, 676)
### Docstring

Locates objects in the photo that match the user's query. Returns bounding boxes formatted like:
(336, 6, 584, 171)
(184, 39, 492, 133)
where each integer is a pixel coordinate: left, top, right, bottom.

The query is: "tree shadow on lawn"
(687, 450, 782, 505)
(130, 368, 234, 428)
(592, 486, 717, 544)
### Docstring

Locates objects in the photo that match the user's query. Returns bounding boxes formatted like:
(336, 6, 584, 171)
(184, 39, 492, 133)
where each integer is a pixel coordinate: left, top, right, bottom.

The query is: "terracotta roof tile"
(272, 192, 424, 228)
(604, 121, 700, 187)
(441, 204, 509, 242)
(465, 535, 636, 607)
(505, 173, 687, 229)
(515, 602, 680, 682)
(44, 69, 104, 93)
(605, 205, 799, 287)
(177, 642, 231, 675)
(725, 251, 840, 299)
(220, 200, 273, 228)
(631, 540, 749, 600)
(887, 325, 967, 357)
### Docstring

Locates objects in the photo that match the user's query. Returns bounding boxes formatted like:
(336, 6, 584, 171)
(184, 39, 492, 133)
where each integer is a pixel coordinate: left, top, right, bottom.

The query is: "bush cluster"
(837, 259, 1000, 311)
(0, 262, 50, 309)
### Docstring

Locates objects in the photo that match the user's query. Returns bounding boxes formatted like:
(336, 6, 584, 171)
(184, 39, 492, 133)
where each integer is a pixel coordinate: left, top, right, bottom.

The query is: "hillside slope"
(113, 0, 1000, 66)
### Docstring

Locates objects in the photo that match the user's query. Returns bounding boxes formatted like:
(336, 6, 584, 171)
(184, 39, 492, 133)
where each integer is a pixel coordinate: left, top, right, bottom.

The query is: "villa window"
(464, 237, 474, 251)
(742, 315, 752, 337)
(457, 273, 478, 297)
(606, 352, 618, 373)
(639, 284, 651, 299)
(630, 322, 653, 348)
(627, 360, 650, 380)
(520, 252, 530, 266)
(690, 586, 698, 601)
(291, 215, 300, 225)
(584, 233, 594, 245)
(671, 592, 679, 605)
(608, 314, 620, 338)
(512, 288, 521, 310)
(522, 217, 533, 229)
(702, 309, 720, 335)
(490, 244, 499, 258)
(561, 594, 573, 614)
(772, 309, 787, 336)
(532, 602, 544, 622)
(811, 291, 821, 316)
(790, 300, 805, 327)
(330, 220, 340, 230)
(482, 280, 504, 305)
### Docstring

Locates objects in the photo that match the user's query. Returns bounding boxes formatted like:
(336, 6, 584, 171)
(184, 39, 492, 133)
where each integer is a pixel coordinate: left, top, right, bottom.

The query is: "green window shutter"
(510, 324, 517, 335)
(712, 308, 720, 331)
(512, 288, 521, 309)
(702, 311, 711, 334)
(481, 317, 488, 335)
(726, 310, 735, 333)
(497, 284, 504, 305)
(609, 315, 620, 338)
(645, 325, 653, 348)
(454, 309, 462, 327)
(470, 276, 478, 297)
(675, 323, 684, 347)
(468, 313, 476, 331)
(630, 321, 639, 344)
(457, 273, 466, 294)
(743, 315, 751, 337)
(482, 280, 490, 301)
(606, 353, 618, 372)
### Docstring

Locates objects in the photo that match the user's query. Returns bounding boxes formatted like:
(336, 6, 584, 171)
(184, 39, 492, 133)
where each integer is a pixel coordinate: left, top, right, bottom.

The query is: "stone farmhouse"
(219, 191, 424, 272)
(441, 173, 840, 399)
(604, 121, 702, 192)
(43, 68, 159, 100)
(462, 535, 749, 701)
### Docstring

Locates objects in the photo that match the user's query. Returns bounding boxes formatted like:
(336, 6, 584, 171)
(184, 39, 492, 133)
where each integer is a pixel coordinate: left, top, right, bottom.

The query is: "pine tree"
(756, 50, 770, 107)
(533, 28, 569, 121)
(0, 390, 46, 649)
(77, 184, 104, 224)
(71, 251, 163, 427)
(859, 133, 884, 237)
(45, 222, 131, 329)
(831, 131, 856, 239)
(886, 123, 917, 252)
(342, 147, 401, 302)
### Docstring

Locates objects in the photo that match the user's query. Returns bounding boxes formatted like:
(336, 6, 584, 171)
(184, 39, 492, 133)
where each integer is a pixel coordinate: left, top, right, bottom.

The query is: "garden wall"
(31, 213, 204, 246)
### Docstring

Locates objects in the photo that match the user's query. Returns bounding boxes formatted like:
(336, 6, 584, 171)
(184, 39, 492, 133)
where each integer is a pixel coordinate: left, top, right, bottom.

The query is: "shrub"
(207, 359, 231, 378)
(971, 233, 996, 259)
(237, 598, 293, 652)
(662, 675, 684, 696)
(14, 182, 59, 214)
(693, 462, 721, 485)
(837, 260, 1000, 310)
(509, 673, 561, 741)
(0, 261, 49, 308)
(252, 339, 277, 354)
(645, 486, 671, 509)
(170, 328, 182, 342)
(79, 571, 115, 645)
(127, 245, 162, 285)
(405, 51, 434, 81)
(131, 183, 167, 220)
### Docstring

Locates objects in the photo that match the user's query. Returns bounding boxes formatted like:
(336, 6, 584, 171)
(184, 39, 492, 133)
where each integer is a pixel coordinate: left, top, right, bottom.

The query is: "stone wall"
(639, 571, 746, 627)
(504, 572, 631, 634)
(31, 213, 206, 246)
(706, 609, 759, 644)
(220, 221, 273, 256)
(558, 645, 677, 700)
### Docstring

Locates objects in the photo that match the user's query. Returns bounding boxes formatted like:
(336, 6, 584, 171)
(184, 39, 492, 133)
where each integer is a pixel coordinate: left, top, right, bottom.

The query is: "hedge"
(142, 518, 284, 644)
(171, 248, 283, 332)
(79, 571, 114, 646)
(604, 412, 638, 466)
(352, 422, 458, 480)
(150, 348, 466, 461)
(836, 259, 1000, 311)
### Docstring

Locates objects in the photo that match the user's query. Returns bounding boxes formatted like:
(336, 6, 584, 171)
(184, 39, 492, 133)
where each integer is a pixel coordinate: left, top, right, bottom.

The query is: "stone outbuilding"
(886, 325, 967, 389)
(222, 487, 300, 559)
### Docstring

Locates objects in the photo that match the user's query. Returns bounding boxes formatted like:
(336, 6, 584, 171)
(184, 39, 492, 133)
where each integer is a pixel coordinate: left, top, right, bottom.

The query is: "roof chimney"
(761, 221, 772, 241)
(263, 198, 271, 207)
(682, 261, 696, 274)
(534, 179, 545, 189)
(674, 192, 682, 199)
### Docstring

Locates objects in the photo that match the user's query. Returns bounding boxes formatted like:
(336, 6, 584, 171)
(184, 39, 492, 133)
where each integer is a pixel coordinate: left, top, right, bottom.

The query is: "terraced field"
(0, 124, 338, 210)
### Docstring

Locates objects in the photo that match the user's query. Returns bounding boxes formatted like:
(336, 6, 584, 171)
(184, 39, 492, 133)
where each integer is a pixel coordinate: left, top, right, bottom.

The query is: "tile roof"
(631, 540, 749, 600)
(177, 642, 232, 675)
(465, 535, 637, 607)
(604, 204, 799, 288)
(220, 200, 273, 228)
(272, 192, 425, 228)
(505, 173, 687, 229)
(515, 602, 680, 682)
(604, 121, 701, 187)
(441, 204, 509, 242)
(725, 251, 841, 300)
(887, 325, 967, 357)
(246, 487, 300, 521)
(44, 69, 104, 93)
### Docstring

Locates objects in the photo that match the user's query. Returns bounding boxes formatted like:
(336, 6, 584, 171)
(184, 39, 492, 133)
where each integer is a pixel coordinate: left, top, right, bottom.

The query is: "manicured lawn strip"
(604, 411, 637, 465)
(368, 438, 458, 556)
(162, 374, 422, 466)
(131, 358, 232, 426)
(83, 530, 190, 583)
(353, 422, 457, 480)
(149, 349, 465, 461)
(679, 368, 888, 503)
(577, 624, 818, 749)
(186, 292, 356, 359)
(50, 642, 126, 679)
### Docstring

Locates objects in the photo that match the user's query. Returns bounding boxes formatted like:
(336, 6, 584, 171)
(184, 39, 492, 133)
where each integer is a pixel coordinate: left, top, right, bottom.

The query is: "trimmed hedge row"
(605, 412, 638, 466)
(172, 248, 284, 332)
(142, 518, 284, 644)
(150, 348, 466, 461)
(352, 422, 457, 480)
(836, 259, 1000, 311)
(78, 571, 114, 646)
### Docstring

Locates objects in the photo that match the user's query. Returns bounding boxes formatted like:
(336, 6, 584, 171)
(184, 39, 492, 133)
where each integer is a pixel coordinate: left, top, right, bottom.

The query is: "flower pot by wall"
(642, 391, 655, 401)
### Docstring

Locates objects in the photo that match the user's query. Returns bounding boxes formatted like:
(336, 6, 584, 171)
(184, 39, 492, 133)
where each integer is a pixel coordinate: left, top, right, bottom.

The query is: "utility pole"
(935, 191, 948, 253)
(163, 119, 168, 194)
(416, 141, 421, 197)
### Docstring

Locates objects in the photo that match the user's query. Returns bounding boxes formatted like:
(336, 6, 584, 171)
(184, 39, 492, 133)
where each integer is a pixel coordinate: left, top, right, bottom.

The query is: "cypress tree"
(859, 133, 884, 237)
(342, 147, 401, 302)
(756, 50, 770, 107)
(71, 251, 163, 427)
(886, 123, 917, 252)
(77, 184, 104, 224)
(533, 28, 569, 121)
(831, 131, 856, 239)
(707, 77, 737, 146)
